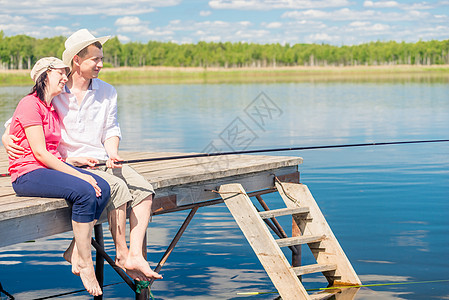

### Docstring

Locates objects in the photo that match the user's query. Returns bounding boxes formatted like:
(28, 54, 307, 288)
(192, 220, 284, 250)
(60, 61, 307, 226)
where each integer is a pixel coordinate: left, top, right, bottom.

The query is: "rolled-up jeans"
(12, 166, 110, 223)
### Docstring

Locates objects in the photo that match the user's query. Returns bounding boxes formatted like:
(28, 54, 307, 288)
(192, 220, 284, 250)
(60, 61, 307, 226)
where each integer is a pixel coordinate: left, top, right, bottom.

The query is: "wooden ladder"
(218, 182, 361, 300)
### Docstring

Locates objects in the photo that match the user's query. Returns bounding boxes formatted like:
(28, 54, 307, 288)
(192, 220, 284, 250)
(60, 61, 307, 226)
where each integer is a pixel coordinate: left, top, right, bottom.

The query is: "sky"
(0, 0, 448, 45)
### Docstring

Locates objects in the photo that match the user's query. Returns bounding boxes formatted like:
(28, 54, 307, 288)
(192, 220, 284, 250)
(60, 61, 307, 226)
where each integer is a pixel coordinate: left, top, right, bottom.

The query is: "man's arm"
(2, 123, 24, 159)
(104, 136, 123, 168)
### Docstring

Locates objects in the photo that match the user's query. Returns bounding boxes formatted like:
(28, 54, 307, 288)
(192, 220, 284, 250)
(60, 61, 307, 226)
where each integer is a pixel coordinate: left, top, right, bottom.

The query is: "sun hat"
(62, 29, 110, 66)
(30, 57, 70, 83)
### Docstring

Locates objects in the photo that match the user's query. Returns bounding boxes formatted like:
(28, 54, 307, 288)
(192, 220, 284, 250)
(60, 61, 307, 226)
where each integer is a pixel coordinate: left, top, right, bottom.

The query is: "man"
(2, 29, 162, 282)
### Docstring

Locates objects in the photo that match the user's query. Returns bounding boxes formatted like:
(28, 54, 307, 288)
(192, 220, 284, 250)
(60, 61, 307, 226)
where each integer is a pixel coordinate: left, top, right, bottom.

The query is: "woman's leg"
(73, 166, 110, 220)
(72, 220, 102, 296)
(13, 168, 110, 296)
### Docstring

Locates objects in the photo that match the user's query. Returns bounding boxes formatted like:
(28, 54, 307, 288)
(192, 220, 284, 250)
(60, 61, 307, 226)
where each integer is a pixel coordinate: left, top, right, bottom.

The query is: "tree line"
(1, 30, 449, 69)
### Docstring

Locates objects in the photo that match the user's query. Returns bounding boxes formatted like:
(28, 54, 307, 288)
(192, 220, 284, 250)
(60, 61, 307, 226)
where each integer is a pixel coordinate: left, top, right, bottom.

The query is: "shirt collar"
(63, 78, 97, 94)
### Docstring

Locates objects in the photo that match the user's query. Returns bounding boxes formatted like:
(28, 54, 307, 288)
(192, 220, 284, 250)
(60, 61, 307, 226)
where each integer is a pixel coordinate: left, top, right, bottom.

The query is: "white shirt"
(55, 78, 121, 160)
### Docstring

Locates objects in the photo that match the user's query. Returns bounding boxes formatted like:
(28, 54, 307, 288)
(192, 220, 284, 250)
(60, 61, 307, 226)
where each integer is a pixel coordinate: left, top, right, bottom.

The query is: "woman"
(8, 57, 110, 296)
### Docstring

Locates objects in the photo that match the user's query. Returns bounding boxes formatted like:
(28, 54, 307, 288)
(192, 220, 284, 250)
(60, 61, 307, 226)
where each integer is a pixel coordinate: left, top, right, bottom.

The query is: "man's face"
(76, 45, 104, 79)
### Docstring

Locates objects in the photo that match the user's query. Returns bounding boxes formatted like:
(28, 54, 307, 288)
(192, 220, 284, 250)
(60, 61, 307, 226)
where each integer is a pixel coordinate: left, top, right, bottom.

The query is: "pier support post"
(94, 224, 105, 300)
(136, 232, 150, 300)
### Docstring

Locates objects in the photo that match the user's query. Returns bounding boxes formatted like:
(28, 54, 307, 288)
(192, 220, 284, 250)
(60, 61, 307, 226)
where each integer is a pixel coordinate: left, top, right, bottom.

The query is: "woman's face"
(47, 67, 69, 98)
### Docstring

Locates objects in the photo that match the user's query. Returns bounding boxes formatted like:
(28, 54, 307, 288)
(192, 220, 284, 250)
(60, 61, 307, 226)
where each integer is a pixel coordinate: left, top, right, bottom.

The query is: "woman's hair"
(29, 71, 48, 102)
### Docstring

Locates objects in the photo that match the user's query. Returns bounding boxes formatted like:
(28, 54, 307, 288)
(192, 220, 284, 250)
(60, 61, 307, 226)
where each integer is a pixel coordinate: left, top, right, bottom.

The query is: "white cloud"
(364, 0, 435, 10)
(282, 8, 433, 22)
(239, 21, 252, 26)
(265, 22, 283, 29)
(115, 16, 173, 39)
(200, 10, 212, 16)
(349, 21, 370, 27)
(364, 1, 399, 8)
(115, 16, 143, 26)
(209, 0, 351, 10)
(117, 34, 131, 43)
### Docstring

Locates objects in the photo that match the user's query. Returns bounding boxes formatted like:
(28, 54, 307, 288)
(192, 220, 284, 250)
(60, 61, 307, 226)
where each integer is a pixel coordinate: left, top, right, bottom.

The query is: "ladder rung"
(258, 207, 310, 219)
(292, 264, 337, 276)
(276, 235, 325, 247)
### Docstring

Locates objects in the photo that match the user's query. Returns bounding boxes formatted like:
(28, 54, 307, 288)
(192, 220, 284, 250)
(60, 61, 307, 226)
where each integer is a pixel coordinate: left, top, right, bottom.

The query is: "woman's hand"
(78, 173, 102, 197)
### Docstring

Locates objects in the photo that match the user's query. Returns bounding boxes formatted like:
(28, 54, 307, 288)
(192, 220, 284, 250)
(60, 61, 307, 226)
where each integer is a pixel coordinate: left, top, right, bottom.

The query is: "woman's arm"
(25, 125, 102, 196)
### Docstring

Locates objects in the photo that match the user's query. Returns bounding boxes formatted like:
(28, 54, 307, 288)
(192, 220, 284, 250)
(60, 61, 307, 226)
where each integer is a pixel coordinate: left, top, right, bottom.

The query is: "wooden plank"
(293, 264, 337, 276)
(219, 183, 311, 300)
(276, 182, 362, 286)
(122, 152, 302, 175)
(276, 235, 326, 247)
(0, 208, 73, 247)
(165, 166, 298, 207)
(127, 153, 300, 173)
(136, 157, 302, 189)
(150, 158, 300, 189)
(0, 198, 69, 221)
(258, 206, 310, 219)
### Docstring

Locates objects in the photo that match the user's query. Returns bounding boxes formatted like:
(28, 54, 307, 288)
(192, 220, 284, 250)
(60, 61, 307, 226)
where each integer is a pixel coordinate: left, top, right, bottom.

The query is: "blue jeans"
(12, 166, 110, 223)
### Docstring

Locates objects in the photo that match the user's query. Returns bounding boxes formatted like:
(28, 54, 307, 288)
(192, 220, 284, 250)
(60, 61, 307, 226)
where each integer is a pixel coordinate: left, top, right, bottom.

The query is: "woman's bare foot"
(63, 238, 80, 275)
(77, 261, 103, 296)
(124, 255, 162, 281)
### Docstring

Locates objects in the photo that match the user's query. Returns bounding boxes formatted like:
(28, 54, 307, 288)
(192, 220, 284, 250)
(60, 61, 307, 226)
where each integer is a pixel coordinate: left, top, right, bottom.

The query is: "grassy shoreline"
(2, 65, 449, 86)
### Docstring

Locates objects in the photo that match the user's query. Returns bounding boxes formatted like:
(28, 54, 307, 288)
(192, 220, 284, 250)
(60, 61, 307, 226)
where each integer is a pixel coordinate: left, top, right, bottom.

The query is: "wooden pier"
(0, 149, 360, 300)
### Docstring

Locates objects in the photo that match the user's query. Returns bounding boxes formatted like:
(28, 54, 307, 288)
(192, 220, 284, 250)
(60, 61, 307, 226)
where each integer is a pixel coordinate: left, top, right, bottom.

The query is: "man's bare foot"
(77, 262, 103, 296)
(124, 255, 163, 281)
(63, 238, 80, 275)
(114, 256, 146, 281)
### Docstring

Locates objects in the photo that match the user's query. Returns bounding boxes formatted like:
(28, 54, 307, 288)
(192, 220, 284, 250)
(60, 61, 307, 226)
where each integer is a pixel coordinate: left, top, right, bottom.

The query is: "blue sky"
(1, 0, 448, 45)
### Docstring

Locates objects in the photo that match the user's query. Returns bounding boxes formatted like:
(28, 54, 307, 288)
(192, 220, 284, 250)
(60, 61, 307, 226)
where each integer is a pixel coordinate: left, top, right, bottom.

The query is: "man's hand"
(65, 157, 99, 168)
(2, 134, 24, 159)
(106, 154, 123, 169)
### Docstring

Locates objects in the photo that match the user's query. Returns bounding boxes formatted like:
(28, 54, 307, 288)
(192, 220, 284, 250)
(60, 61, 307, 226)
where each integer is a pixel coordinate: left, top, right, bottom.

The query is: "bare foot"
(63, 239, 80, 275)
(114, 256, 144, 281)
(115, 256, 146, 281)
(77, 262, 103, 296)
(124, 255, 163, 281)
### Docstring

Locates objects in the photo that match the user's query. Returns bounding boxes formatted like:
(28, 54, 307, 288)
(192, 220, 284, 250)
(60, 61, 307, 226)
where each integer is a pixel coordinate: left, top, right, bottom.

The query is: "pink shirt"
(8, 93, 62, 182)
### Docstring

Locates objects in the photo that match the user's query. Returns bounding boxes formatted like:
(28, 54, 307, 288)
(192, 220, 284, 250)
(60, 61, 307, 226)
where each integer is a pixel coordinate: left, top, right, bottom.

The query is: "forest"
(1, 30, 449, 69)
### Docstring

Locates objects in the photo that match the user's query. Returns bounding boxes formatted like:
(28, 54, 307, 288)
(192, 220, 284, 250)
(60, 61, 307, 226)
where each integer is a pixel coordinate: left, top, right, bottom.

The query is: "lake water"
(0, 77, 448, 299)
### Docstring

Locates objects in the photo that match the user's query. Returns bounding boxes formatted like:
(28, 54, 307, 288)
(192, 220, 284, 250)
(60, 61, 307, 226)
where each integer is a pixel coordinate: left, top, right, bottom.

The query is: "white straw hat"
(62, 29, 110, 66)
(30, 57, 69, 83)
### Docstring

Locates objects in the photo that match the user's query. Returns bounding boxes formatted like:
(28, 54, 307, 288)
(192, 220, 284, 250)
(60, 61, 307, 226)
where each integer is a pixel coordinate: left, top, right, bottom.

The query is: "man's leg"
(107, 202, 128, 268)
(125, 194, 162, 280)
(113, 165, 162, 281)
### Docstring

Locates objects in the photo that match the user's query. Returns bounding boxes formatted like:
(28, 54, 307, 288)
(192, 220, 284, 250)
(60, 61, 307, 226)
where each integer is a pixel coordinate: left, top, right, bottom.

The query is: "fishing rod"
(1, 138, 448, 177)
(94, 138, 449, 166)
(236, 279, 449, 296)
